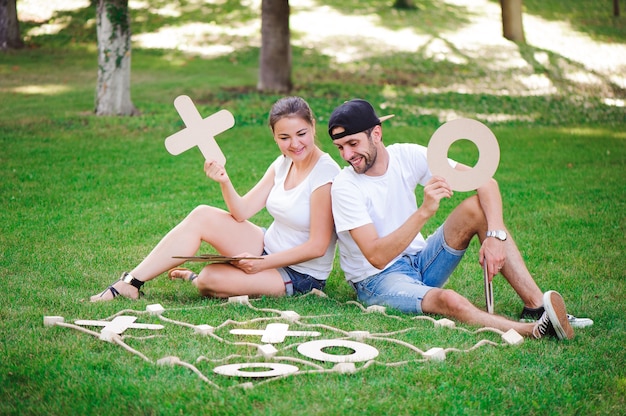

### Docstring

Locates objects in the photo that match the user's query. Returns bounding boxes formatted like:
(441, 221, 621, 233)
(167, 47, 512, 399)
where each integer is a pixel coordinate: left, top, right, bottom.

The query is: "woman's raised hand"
(204, 160, 229, 183)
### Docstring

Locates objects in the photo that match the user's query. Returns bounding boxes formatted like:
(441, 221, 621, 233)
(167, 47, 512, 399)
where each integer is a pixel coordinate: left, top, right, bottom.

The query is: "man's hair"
(328, 99, 393, 140)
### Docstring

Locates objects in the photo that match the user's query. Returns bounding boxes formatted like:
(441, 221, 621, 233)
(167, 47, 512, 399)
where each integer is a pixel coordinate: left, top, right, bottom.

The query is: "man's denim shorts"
(351, 225, 465, 314)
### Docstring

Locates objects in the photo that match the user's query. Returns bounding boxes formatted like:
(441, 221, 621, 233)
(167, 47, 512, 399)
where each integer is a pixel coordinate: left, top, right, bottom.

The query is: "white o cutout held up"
(427, 118, 500, 192)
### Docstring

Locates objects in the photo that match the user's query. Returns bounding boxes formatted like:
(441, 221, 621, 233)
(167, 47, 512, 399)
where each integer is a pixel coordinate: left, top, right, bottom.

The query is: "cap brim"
(379, 114, 395, 122)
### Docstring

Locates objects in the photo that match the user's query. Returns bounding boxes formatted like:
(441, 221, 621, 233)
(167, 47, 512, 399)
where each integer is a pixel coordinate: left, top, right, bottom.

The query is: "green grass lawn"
(1, 1, 625, 415)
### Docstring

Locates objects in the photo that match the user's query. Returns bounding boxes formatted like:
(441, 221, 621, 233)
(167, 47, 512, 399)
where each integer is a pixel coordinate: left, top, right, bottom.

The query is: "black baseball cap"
(328, 99, 394, 140)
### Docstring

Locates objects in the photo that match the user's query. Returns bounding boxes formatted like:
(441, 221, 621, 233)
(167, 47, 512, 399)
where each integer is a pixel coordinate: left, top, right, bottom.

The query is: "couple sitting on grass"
(91, 96, 592, 341)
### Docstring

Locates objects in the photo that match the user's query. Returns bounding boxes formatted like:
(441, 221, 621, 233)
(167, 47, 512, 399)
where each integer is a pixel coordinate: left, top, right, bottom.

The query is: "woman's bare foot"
(90, 280, 140, 302)
(168, 268, 198, 281)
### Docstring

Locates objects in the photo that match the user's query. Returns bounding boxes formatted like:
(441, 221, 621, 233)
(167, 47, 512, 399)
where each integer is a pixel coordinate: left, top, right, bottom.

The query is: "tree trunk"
(500, 0, 525, 43)
(393, 0, 416, 9)
(614, 0, 620, 17)
(95, 0, 138, 116)
(0, 0, 23, 50)
(258, 0, 292, 93)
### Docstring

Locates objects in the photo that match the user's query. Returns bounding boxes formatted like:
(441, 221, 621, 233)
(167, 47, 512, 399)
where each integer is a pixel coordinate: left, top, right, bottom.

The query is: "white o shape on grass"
(212, 363, 299, 378)
(297, 339, 379, 363)
(427, 118, 500, 192)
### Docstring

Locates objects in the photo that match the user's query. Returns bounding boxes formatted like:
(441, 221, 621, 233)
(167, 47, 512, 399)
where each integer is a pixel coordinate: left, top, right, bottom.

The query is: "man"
(328, 99, 590, 340)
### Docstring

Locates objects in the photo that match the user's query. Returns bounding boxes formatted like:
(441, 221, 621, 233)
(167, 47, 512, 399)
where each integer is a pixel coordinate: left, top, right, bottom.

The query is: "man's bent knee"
(444, 196, 486, 248)
(457, 195, 485, 222)
(422, 288, 472, 316)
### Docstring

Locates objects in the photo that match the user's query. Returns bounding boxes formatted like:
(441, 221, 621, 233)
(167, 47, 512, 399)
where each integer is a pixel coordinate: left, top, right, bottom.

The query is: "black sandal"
(119, 272, 145, 294)
(92, 272, 145, 301)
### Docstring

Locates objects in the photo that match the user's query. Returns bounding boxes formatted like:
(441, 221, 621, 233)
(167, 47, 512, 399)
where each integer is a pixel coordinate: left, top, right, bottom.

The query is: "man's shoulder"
(332, 166, 360, 191)
(388, 142, 427, 153)
(334, 165, 357, 182)
(387, 142, 428, 165)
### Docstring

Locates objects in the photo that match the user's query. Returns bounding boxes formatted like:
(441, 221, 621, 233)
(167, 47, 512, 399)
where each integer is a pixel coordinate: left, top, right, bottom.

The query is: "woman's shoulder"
(270, 155, 291, 175)
(306, 153, 340, 189)
(316, 152, 341, 172)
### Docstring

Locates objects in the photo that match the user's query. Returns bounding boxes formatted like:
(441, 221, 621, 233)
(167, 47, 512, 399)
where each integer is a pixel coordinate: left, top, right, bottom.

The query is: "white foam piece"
(348, 331, 370, 341)
(230, 324, 320, 344)
(502, 329, 524, 345)
(213, 363, 299, 378)
(146, 304, 165, 315)
(228, 295, 250, 304)
(258, 344, 278, 359)
(333, 362, 357, 374)
(424, 347, 446, 361)
(156, 356, 181, 366)
(366, 305, 386, 313)
(43, 316, 64, 326)
(260, 323, 288, 343)
(101, 316, 137, 334)
(74, 318, 164, 332)
(99, 329, 121, 343)
(435, 318, 456, 328)
(281, 310, 300, 322)
(194, 324, 215, 335)
(297, 339, 379, 363)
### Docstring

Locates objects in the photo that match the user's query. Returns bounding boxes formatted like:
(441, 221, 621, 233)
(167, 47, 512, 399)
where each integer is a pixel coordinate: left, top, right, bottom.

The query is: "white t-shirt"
(264, 153, 340, 280)
(331, 143, 456, 283)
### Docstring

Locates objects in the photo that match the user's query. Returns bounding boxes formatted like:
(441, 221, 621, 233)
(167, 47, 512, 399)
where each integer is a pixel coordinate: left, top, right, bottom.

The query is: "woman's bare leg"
(90, 205, 265, 301)
(192, 264, 287, 298)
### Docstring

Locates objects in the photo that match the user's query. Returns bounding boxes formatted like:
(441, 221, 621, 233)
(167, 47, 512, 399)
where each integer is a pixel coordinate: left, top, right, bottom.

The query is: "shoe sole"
(520, 317, 594, 328)
(543, 291, 574, 340)
(569, 318, 593, 328)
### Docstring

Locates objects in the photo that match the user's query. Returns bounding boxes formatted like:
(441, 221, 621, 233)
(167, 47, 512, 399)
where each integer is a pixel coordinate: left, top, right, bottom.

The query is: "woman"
(91, 96, 340, 301)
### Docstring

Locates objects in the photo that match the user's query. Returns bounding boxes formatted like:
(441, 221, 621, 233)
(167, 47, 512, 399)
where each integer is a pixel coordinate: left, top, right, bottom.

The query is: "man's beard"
(350, 141, 377, 174)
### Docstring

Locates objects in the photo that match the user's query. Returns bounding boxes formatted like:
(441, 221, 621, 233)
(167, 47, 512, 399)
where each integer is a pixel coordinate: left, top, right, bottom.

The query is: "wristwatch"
(486, 230, 507, 241)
